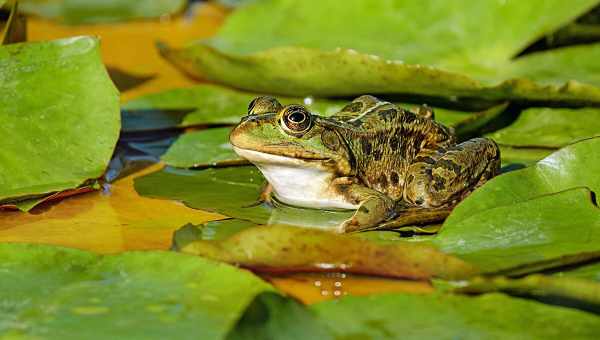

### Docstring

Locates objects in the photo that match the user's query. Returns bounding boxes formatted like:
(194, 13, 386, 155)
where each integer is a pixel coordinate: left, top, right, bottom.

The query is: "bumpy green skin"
(230, 96, 500, 232)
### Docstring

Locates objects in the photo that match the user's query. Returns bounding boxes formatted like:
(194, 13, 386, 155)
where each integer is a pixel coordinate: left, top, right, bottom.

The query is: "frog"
(229, 95, 500, 233)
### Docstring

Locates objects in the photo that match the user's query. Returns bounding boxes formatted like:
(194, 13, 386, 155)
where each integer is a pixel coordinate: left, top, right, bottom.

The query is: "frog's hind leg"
(404, 138, 500, 208)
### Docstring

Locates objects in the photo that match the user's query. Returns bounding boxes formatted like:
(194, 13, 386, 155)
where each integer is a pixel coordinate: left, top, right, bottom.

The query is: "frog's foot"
(243, 183, 274, 208)
(338, 193, 395, 233)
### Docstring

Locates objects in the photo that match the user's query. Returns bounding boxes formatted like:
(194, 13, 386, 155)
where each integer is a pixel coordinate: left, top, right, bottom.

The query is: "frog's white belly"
(233, 147, 358, 210)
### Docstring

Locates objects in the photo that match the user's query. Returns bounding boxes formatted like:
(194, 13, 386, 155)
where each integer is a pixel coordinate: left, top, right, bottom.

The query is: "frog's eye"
(280, 105, 312, 135)
(248, 96, 283, 115)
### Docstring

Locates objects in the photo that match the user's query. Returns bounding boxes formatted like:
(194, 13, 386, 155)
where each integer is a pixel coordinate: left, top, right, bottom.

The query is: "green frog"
(230, 95, 500, 232)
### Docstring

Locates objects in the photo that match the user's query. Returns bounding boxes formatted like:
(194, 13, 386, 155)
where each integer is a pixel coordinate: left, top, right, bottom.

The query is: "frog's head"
(230, 96, 352, 175)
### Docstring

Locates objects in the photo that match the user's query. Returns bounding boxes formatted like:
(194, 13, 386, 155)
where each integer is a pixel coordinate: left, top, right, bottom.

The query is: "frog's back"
(334, 96, 455, 200)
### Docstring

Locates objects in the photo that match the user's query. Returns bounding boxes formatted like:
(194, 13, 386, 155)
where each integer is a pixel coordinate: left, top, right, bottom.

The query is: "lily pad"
(444, 136, 600, 228)
(433, 187, 600, 274)
(487, 107, 600, 148)
(0, 243, 273, 339)
(430, 137, 600, 273)
(161, 127, 247, 168)
(180, 224, 477, 280)
(228, 292, 600, 340)
(0, 36, 120, 203)
(160, 0, 600, 104)
(134, 166, 354, 229)
(455, 274, 600, 309)
(19, 0, 187, 24)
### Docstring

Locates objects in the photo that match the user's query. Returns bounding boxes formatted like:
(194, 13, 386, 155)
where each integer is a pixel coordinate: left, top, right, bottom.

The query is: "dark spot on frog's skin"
(372, 149, 383, 161)
(342, 101, 363, 113)
(379, 174, 388, 187)
(432, 175, 446, 191)
(405, 173, 414, 185)
(437, 159, 462, 175)
(359, 206, 370, 214)
(415, 197, 424, 205)
(414, 156, 436, 165)
(390, 172, 400, 186)
(361, 139, 372, 154)
(389, 136, 399, 150)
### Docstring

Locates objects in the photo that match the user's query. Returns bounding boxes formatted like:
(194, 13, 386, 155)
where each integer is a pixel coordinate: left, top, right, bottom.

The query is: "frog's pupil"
(289, 111, 305, 123)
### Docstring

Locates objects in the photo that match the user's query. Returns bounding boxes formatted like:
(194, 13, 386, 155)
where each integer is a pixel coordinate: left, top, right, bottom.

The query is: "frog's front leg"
(333, 178, 395, 233)
(404, 138, 500, 208)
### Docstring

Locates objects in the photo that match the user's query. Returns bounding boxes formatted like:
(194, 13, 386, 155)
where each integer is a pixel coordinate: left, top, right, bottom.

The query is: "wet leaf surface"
(227, 292, 600, 340)
(0, 164, 223, 253)
(435, 188, 600, 274)
(135, 166, 354, 228)
(161, 0, 600, 104)
(444, 137, 600, 227)
(20, 0, 187, 24)
(455, 274, 600, 310)
(487, 107, 600, 148)
(180, 224, 477, 280)
(0, 36, 120, 203)
(161, 127, 246, 168)
(430, 137, 600, 273)
(0, 243, 272, 339)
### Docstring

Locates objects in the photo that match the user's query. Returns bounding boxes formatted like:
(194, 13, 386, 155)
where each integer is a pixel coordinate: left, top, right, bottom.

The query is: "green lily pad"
(19, 0, 186, 24)
(499, 145, 554, 167)
(444, 137, 600, 228)
(180, 224, 477, 280)
(228, 292, 600, 340)
(161, 127, 247, 168)
(160, 0, 600, 104)
(487, 107, 600, 148)
(455, 274, 600, 308)
(433, 187, 600, 274)
(134, 166, 354, 228)
(429, 137, 600, 273)
(0, 243, 273, 339)
(0, 36, 120, 203)
(172, 220, 258, 250)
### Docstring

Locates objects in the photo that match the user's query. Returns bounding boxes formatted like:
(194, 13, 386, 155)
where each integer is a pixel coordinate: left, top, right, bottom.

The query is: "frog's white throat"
(232, 147, 358, 210)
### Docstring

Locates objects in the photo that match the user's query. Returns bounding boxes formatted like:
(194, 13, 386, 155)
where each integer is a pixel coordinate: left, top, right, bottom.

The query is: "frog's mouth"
(232, 146, 330, 165)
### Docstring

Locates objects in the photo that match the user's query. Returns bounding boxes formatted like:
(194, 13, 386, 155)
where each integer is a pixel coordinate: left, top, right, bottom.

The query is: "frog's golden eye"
(280, 105, 312, 135)
(247, 96, 283, 115)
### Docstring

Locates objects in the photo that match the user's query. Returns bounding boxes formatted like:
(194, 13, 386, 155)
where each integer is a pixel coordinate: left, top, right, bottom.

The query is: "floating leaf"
(0, 165, 222, 253)
(161, 127, 247, 168)
(20, 0, 187, 24)
(444, 137, 600, 228)
(180, 225, 477, 280)
(227, 292, 600, 340)
(135, 166, 272, 224)
(0, 243, 272, 339)
(161, 0, 600, 104)
(0, 36, 120, 204)
(456, 274, 600, 309)
(431, 137, 600, 273)
(499, 146, 554, 167)
(436, 188, 600, 274)
(487, 107, 600, 148)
